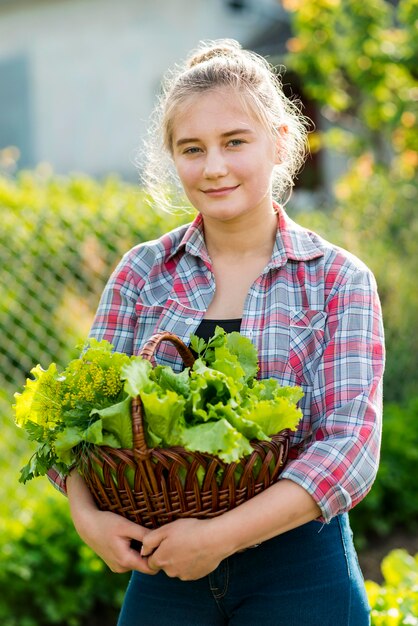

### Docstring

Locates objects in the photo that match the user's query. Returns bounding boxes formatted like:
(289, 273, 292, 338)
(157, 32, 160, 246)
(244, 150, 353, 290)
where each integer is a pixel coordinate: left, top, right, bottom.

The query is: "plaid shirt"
(48, 207, 385, 522)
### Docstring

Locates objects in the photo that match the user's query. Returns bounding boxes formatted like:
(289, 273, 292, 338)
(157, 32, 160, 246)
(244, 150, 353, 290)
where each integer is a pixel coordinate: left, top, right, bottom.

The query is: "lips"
(202, 185, 240, 197)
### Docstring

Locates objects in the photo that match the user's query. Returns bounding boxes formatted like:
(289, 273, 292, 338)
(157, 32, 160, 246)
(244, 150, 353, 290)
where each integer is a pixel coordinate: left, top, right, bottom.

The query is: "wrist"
(205, 514, 244, 558)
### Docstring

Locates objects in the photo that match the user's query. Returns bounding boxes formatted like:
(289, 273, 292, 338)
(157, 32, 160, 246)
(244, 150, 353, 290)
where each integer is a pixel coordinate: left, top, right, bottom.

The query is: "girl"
(51, 40, 385, 625)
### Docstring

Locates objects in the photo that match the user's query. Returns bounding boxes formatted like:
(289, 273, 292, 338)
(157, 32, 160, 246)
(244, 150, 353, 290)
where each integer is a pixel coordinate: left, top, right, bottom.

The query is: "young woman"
(49, 40, 385, 625)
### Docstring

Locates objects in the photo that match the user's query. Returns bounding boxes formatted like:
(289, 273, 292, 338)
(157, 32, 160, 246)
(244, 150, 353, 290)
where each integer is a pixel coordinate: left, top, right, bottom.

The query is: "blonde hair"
(140, 39, 310, 212)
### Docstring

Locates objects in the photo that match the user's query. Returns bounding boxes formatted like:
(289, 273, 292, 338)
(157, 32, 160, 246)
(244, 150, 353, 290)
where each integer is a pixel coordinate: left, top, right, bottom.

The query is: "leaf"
(207, 402, 269, 441)
(121, 358, 153, 398)
(151, 365, 190, 397)
(250, 379, 304, 406)
(242, 397, 303, 436)
(210, 345, 246, 382)
(181, 419, 253, 463)
(139, 388, 186, 448)
(225, 331, 259, 381)
(190, 360, 236, 411)
(190, 335, 206, 357)
(13, 362, 62, 428)
(92, 396, 133, 449)
(23, 420, 47, 442)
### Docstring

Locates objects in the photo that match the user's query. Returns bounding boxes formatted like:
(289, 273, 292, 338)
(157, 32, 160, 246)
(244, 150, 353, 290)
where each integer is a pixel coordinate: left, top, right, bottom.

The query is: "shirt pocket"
(289, 309, 327, 387)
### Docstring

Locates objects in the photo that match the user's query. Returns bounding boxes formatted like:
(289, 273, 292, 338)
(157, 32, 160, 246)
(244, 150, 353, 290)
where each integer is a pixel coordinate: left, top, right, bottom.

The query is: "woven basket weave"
(78, 331, 290, 529)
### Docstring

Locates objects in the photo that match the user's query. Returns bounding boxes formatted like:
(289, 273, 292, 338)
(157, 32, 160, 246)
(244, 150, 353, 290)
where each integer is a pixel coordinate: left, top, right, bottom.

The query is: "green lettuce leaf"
(121, 358, 153, 397)
(151, 365, 191, 398)
(241, 397, 302, 436)
(139, 387, 186, 448)
(190, 360, 237, 412)
(210, 345, 246, 382)
(92, 395, 133, 449)
(224, 331, 259, 381)
(207, 401, 270, 441)
(54, 418, 104, 464)
(181, 419, 254, 463)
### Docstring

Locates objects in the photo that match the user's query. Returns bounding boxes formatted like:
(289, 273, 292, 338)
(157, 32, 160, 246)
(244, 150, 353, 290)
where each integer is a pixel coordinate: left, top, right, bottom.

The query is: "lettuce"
(181, 419, 254, 463)
(15, 329, 304, 482)
(120, 326, 303, 463)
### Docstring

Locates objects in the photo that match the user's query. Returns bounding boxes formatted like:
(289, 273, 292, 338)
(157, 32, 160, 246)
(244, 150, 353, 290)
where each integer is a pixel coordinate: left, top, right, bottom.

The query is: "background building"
(0, 0, 293, 180)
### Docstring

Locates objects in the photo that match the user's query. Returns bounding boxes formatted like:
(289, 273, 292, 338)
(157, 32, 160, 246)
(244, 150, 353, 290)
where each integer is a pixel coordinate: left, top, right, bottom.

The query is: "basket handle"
(132, 331, 196, 454)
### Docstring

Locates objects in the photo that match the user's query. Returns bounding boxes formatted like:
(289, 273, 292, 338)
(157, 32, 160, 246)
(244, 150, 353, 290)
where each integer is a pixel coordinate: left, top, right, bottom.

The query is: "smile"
(202, 185, 240, 197)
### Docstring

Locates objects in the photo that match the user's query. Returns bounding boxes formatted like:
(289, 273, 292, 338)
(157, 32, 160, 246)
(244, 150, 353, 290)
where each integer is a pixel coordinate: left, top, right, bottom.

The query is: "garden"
(0, 0, 417, 623)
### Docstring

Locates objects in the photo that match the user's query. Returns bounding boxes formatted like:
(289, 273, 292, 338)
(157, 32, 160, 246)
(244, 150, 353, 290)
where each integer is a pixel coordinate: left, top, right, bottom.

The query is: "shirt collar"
(269, 204, 324, 269)
(167, 212, 211, 264)
(167, 206, 324, 268)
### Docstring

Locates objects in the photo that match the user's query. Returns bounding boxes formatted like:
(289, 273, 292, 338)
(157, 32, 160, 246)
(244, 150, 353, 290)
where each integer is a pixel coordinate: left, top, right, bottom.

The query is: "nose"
(203, 149, 228, 179)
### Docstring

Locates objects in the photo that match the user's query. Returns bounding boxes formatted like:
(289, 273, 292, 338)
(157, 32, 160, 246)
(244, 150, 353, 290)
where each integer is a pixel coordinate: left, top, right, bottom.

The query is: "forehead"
(172, 88, 263, 139)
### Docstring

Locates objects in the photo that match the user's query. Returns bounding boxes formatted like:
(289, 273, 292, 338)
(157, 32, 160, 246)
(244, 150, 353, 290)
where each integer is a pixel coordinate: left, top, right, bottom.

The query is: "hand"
(76, 508, 160, 575)
(140, 518, 224, 581)
(66, 470, 161, 575)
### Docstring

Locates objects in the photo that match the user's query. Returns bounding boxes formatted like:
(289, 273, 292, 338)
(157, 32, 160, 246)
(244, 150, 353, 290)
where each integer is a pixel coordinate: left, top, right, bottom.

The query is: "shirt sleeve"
(280, 267, 385, 522)
(88, 253, 143, 353)
(46, 254, 142, 494)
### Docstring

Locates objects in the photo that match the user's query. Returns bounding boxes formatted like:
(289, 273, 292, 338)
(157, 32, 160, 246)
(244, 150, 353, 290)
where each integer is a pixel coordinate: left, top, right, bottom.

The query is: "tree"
(283, 0, 418, 402)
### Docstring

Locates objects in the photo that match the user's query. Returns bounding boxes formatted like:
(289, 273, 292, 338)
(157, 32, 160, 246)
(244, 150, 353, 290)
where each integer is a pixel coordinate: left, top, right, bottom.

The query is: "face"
(171, 88, 279, 224)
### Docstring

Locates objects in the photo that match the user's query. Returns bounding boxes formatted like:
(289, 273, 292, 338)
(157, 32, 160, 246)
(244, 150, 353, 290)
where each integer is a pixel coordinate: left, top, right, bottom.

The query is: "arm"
(280, 267, 385, 521)
(66, 470, 159, 575)
(141, 478, 320, 580)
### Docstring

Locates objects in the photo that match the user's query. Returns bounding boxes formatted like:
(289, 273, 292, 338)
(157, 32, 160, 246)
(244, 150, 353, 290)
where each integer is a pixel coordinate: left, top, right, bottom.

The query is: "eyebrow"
(175, 128, 254, 148)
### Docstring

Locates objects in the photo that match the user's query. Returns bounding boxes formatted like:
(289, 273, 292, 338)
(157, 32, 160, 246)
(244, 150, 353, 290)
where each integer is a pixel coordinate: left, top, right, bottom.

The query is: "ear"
(274, 125, 288, 164)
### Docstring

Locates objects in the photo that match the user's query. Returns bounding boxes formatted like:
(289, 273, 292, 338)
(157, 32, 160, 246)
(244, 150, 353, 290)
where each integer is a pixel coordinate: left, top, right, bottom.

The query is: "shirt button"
(185, 317, 195, 325)
(206, 271, 212, 279)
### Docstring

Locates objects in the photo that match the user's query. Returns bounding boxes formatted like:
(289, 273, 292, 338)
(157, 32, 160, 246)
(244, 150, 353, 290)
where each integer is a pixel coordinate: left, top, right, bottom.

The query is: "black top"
(193, 318, 242, 342)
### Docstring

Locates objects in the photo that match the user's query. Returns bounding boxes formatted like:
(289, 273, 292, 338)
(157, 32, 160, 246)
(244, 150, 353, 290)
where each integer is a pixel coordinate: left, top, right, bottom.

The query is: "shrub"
(0, 493, 129, 626)
(366, 549, 418, 625)
(0, 171, 186, 388)
(349, 398, 418, 546)
(0, 171, 186, 624)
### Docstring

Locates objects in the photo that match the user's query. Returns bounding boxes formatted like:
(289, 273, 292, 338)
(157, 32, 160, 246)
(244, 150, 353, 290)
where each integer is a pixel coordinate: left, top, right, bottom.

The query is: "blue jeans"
(117, 513, 370, 626)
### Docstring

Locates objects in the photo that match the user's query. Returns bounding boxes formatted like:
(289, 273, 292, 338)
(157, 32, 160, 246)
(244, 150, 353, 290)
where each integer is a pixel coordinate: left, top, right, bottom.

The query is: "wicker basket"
(78, 331, 290, 529)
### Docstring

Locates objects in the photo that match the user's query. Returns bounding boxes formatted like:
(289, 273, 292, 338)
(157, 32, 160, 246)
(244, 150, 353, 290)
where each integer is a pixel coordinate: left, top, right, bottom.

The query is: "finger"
(133, 554, 161, 575)
(140, 528, 164, 557)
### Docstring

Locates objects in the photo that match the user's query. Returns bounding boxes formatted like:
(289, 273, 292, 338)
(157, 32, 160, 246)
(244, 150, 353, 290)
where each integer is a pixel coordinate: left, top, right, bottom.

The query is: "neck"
(202, 206, 278, 260)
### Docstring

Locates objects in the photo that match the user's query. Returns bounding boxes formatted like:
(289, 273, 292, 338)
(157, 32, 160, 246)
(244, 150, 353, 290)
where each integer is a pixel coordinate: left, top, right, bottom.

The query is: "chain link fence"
(0, 171, 186, 408)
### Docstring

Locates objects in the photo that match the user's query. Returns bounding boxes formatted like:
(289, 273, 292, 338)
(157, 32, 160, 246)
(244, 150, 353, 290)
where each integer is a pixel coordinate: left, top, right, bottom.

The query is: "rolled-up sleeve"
(280, 267, 385, 522)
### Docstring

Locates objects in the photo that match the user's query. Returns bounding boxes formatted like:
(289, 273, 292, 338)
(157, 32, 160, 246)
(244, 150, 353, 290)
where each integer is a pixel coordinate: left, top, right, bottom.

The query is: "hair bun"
(187, 39, 242, 68)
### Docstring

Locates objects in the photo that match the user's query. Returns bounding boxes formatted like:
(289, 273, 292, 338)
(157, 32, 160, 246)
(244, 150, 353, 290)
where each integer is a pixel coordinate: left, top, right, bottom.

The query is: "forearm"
(141, 478, 321, 580)
(66, 469, 104, 541)
(211, 478, 321, 556)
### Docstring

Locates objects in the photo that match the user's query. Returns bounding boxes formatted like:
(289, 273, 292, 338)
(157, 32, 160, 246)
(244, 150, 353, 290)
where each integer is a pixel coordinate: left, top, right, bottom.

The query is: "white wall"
(0, 0, 279, 178)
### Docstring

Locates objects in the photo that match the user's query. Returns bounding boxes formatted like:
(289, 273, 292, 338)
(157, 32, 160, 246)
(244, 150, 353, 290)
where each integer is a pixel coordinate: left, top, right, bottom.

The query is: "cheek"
(175, 163, 200, 190)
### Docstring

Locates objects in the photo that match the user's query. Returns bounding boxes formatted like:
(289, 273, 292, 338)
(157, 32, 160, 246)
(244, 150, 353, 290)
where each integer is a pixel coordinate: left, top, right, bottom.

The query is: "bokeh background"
(1, 0, 417, 624)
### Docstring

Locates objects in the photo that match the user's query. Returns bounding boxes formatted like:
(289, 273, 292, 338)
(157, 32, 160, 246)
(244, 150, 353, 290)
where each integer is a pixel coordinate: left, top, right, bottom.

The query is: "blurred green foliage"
(0, 172, 185, 386)
(286, 0, 418, 403)
(0, 172, 186, 623)
(0, 0, 417, 620)
(366, 549, 418, 625)
(349, 398, 418, 546)
(0, 492, 128, 626)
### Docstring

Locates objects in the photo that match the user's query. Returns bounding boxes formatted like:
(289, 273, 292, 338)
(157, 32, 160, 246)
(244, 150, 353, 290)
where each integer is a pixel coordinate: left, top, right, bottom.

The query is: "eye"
(227, 139, 245, 147)
(183, 146, 202, 155)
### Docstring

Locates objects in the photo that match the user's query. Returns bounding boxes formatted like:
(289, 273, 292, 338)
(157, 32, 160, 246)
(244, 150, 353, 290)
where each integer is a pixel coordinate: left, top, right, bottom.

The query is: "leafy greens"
(14, 327, 303, 483)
